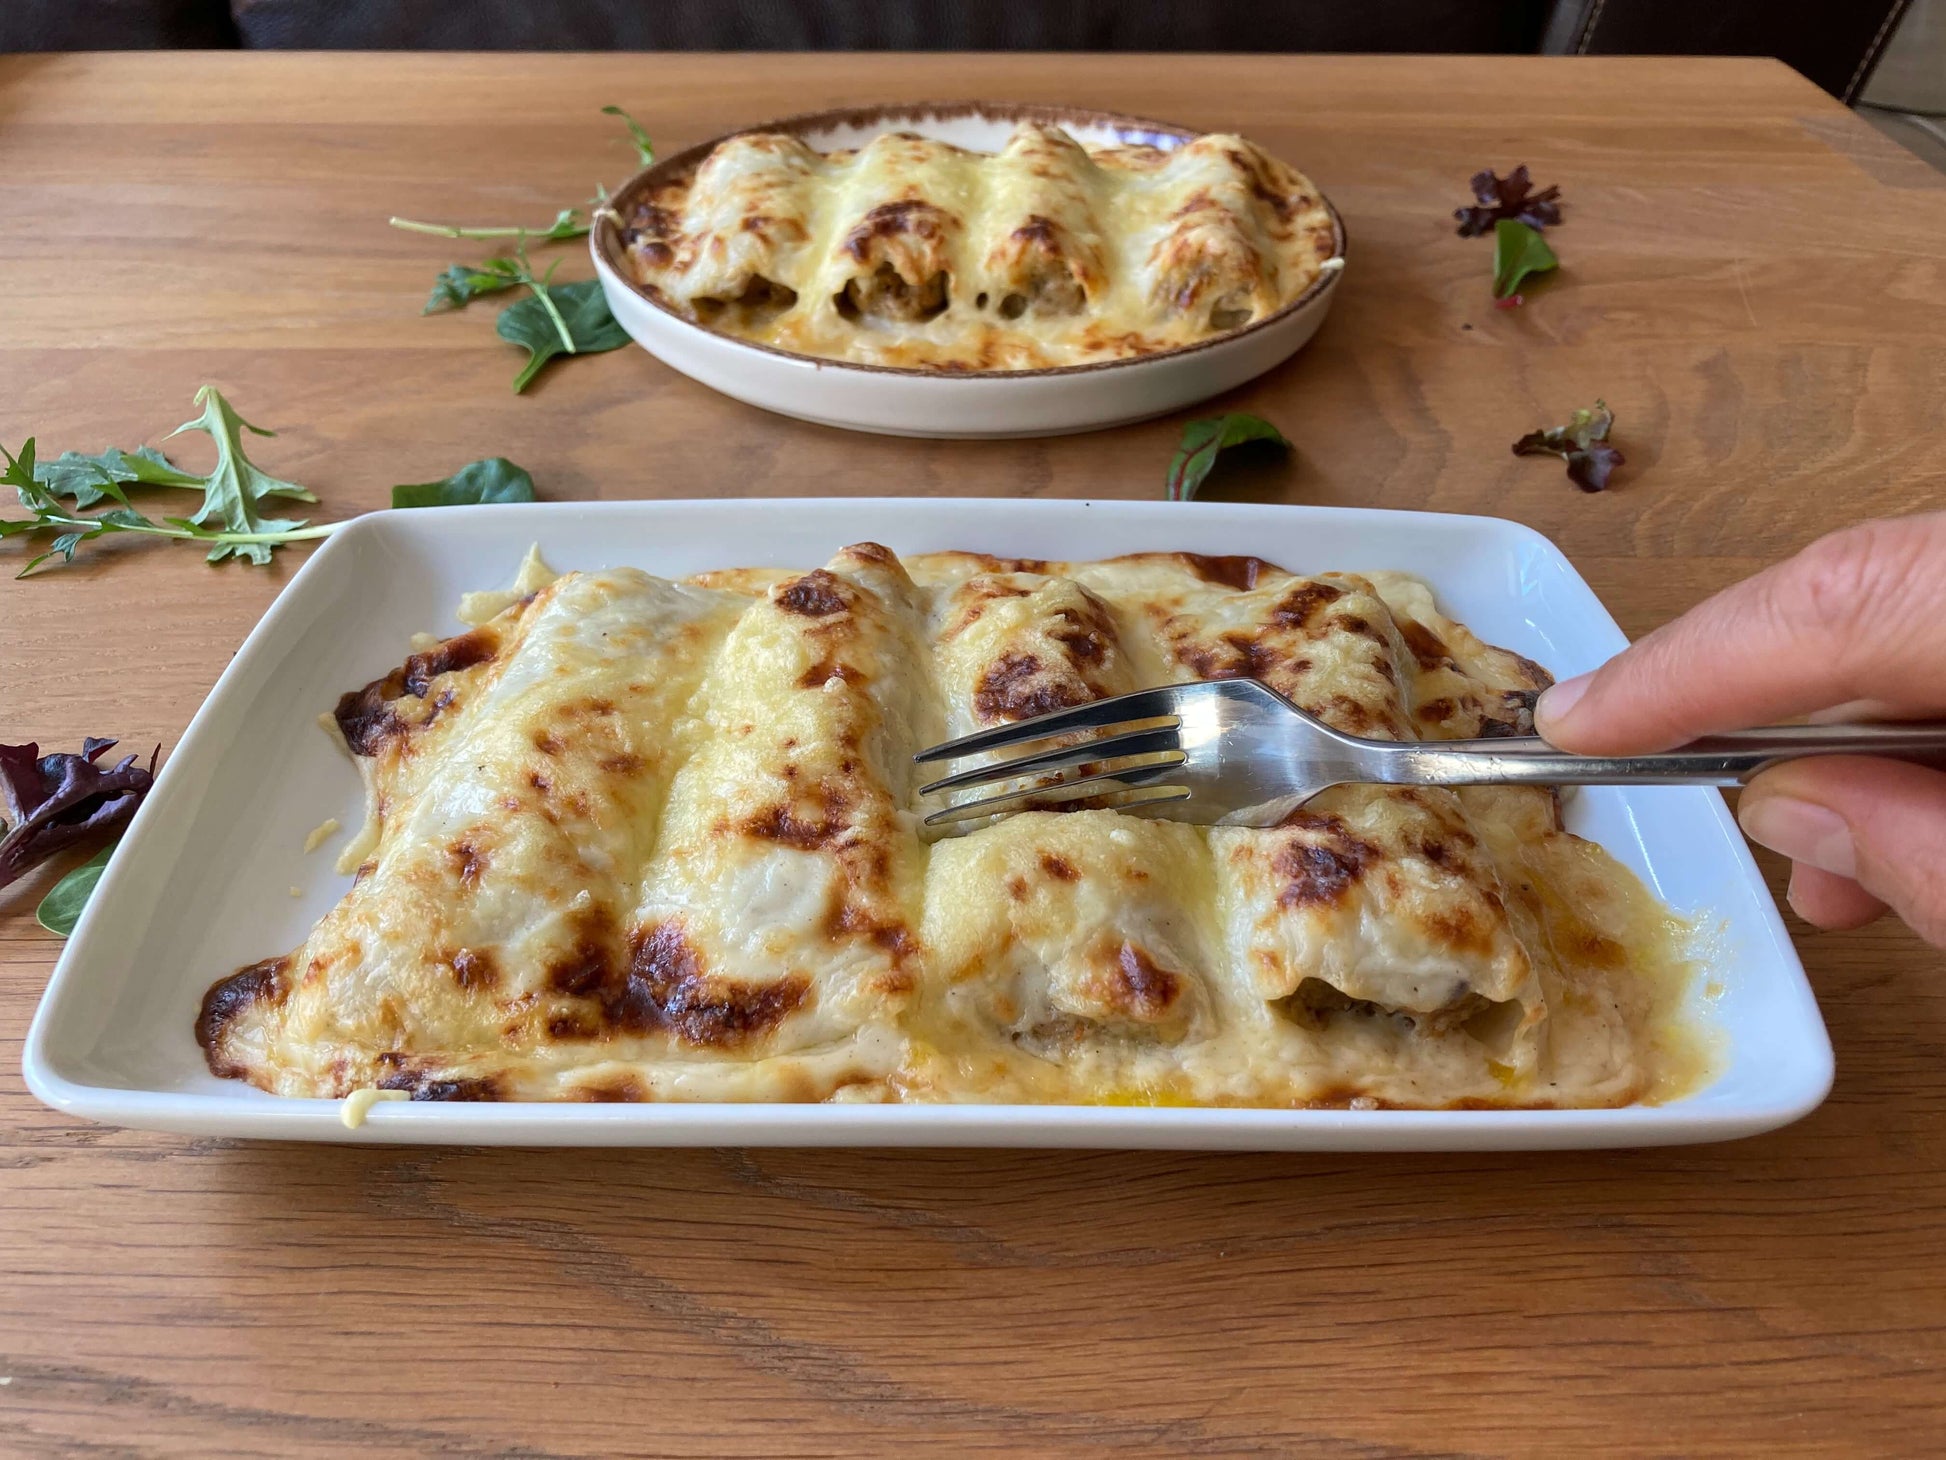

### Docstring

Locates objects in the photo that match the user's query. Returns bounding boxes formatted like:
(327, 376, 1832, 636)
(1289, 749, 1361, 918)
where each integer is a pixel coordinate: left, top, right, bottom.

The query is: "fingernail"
(1535, 674, 1590, 737)
(1739, 796, 1857, 879)
(1784, 862, 1818, 923)
(1782, 861, 1844, 927)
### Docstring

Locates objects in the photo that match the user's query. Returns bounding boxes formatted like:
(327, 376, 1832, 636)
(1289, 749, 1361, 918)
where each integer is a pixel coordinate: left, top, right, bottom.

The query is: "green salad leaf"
(37, 838, 118, 936)
(2, 388, 335, 575)
(34, 445, 203, 509)
(1166, 413, 1292, 501)
(4, 387, 541, 575)
(421, 238, 628, 391)
(167, 387, 319, 563)
(392, 457, 537, 508)
(392, 105, 649, 388)
(424, 262, 524, 314)
(497, 280, 630, 393)
(1492, 218, 1559, 302)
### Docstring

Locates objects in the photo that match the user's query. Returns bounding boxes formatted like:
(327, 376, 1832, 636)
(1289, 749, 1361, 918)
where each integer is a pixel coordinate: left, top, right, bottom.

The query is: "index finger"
(1537, 513, 1946, 754)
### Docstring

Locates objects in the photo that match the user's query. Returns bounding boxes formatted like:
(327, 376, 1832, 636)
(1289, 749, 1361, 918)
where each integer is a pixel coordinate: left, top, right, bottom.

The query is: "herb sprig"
(422, 237, 577, 347)
(602, 105, 657, 167)
(390, 106, 652, 391)
(391, 207, 593, 245)
(4, 387, 537, 575)
(0, 461, 339, 576)
(1, 387, 330, 575)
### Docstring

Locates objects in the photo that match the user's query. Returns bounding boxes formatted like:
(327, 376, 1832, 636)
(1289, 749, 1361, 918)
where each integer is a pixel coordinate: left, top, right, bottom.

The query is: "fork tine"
(916, 725, 1183, 797)
(911, 685, 1188, 764)
(921, 762, 1188, 827)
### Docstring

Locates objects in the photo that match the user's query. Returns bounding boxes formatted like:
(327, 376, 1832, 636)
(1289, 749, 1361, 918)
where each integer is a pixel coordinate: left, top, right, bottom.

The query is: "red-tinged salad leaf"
(1513, 399, 1625, 492)
(1166, 413, 1291, 501)
(1492, 218, 1558, 304)
(0, 738, 157, 895)
(1456, 165, 1562, 237)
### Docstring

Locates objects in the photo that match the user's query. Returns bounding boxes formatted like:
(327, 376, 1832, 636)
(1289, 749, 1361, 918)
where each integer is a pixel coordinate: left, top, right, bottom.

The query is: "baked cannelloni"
(199, 546, 1705, 1109)
(620, 121, 1339, 369)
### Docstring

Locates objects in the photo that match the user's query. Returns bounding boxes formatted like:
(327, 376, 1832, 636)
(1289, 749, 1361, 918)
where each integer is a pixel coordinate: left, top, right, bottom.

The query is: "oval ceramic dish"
(25, 500, 1829, 1149)
(589, 102, 1348, 439)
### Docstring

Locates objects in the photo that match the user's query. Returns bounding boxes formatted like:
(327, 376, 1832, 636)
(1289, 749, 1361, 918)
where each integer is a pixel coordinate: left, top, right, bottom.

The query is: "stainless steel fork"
(913, 678, 1946, 829)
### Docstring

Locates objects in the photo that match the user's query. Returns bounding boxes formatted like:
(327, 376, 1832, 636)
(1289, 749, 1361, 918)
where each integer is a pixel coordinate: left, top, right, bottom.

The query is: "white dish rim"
(21, 499, 1834, 1149)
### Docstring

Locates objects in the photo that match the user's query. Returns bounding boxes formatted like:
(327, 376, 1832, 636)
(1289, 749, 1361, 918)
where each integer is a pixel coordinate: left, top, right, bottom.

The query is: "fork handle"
(1389, 722, 1946, 789)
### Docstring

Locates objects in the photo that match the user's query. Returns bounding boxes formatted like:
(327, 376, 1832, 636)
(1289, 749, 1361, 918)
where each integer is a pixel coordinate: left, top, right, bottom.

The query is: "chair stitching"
(1844, 0, 1914, 104)
(1576, 0, 1612, 54)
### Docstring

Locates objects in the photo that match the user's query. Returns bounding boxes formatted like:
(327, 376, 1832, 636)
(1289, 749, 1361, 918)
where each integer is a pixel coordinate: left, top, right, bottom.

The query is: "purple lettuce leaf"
(1512, 400, 1625, 493)
(1456, 165, 1563, 238)
(0, 738, 157, 893)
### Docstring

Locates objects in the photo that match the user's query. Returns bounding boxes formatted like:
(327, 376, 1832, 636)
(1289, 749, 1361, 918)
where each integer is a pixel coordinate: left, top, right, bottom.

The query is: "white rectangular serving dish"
(23, 500, 1832, 1149)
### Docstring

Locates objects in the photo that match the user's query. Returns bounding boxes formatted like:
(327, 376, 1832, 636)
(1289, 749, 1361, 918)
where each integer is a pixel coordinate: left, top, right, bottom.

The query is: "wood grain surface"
(2, 52, 1945, 1458)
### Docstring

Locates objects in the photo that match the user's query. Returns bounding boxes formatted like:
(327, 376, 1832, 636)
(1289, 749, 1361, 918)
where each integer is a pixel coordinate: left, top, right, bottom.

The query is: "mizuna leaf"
(1165, 413, 1291, 502)
(22, 531, 85, 574)
(392, 457, 538, 508)
(496, 280, 630, 393)
(166, 386, 319, 564)
(1, 438, 37, 493)
(37, 838, 118, 936)
(1512, 399, 1625, 492)
(3, 403, 342, 577)
(34, 445, 203, 509)
(1492, 219, 1559, 303)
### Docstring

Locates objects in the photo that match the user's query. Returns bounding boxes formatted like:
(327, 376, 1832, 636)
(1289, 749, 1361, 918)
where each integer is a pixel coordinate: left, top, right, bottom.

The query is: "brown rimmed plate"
(588, 101, 1348, 438)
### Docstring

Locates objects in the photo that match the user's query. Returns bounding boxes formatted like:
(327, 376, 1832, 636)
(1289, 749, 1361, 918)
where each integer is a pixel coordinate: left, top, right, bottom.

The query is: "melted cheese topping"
(199, 547, 1710, 1109)
(339, 1087, 408, 1128)
(620, 123, 1338, 370)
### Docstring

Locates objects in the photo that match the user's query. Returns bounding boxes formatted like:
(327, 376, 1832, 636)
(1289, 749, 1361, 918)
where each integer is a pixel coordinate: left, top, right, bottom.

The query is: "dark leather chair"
(1, 0, 236, 48)
(1543, 0, 1916, 103)
(221, 0, 1554, 52)
(1, 0, 1913, 104)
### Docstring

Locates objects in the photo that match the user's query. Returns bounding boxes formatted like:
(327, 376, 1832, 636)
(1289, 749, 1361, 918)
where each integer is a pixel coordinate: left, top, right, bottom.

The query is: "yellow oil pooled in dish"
(198, 547, 1722, 1111)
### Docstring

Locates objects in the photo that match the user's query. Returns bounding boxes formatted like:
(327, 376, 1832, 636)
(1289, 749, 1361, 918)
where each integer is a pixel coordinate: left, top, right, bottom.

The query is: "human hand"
(1534, 512, 1946, 947)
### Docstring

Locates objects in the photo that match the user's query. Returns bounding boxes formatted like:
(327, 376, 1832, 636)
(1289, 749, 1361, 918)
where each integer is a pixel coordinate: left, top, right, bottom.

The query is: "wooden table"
(3, 51, 1945, 1456)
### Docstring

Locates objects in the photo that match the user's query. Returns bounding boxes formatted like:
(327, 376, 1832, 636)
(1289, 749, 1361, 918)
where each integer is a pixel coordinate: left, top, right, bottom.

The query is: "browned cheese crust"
(198, 548, 1706, 1109)
(619, 124, 1338, 369)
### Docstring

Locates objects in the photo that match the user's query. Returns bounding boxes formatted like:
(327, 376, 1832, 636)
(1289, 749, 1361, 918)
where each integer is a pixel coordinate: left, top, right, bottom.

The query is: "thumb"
(1736, 756, 1946, 948)
(1536, 515, 1946, 754)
